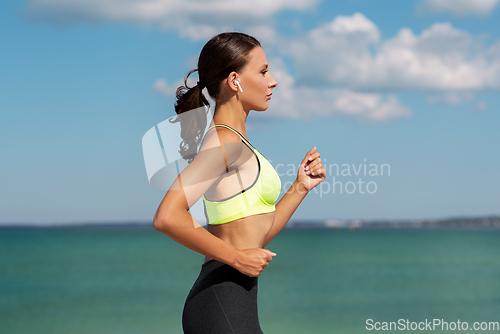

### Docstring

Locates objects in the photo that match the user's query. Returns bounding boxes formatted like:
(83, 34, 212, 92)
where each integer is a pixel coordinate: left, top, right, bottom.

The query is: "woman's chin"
(255, 104, 269, 112)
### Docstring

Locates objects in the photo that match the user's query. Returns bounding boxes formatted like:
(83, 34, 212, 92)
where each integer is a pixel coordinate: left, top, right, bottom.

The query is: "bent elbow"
(153, 215, 168, 232)
(153, 210, 166, 231)
(153, 211, 177, 233)
(152, 216, 162, 231)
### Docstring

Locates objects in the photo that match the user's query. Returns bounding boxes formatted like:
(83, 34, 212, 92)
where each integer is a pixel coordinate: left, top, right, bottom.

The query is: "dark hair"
(171, 32, 261, 163)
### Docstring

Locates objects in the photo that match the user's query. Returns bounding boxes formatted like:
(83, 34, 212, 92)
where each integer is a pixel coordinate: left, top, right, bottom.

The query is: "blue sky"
(1, 0, 499, 225)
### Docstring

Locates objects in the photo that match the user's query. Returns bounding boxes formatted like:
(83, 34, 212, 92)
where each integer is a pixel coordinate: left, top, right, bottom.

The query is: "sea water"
(1, 226, 499, 334)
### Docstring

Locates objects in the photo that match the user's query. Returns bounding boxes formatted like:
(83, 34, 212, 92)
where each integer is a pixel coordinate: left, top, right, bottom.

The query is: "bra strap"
(204, 124, 252, 147)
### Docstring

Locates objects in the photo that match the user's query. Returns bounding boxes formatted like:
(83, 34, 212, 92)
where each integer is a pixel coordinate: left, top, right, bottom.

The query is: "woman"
(153, 32, 325, 334)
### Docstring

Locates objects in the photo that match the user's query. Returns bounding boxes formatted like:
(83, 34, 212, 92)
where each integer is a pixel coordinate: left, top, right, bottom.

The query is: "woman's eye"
(262, 70, 268, 75)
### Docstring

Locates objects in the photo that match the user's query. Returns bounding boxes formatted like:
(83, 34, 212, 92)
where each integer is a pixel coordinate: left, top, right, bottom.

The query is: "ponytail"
(174, 68, 210, 115)
(172, 69, 210, 163)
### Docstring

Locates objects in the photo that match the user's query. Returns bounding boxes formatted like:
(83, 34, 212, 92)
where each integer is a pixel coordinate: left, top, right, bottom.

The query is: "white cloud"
(418, 0, 500, 16)
(25, 0, 319, 41)
(258, 58, 412, 123)
(152, 78, 180, 96)
(140, 12, 498, 121)
(279, 14, 500, 92)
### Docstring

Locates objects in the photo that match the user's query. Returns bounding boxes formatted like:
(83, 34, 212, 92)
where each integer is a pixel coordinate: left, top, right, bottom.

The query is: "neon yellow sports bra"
(202, 124, 281, 225)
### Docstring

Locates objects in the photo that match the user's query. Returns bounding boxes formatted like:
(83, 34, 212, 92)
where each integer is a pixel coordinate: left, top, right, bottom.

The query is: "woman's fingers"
(262, 249, 277, 261)
(304, 149, 325, 177)
(301, 147, 317, 166)
(302, 148, 321, 175)
(304, 150, 320, 168)
(307, 152, 320, 163)
(297, 146, 326, 191)
(309, 165, 326, 177)
(305, 157, 321, 169)
(235, 248, 277, 277)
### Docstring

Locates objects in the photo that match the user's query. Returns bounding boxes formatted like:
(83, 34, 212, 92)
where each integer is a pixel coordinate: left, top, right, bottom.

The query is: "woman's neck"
(213, 101, 249, 138)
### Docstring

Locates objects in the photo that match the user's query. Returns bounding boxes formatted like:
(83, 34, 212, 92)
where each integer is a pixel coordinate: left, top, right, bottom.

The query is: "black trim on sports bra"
(210, 123, 272, 161)
(212, 123, 256, 149)
(203, 125, 261, 203)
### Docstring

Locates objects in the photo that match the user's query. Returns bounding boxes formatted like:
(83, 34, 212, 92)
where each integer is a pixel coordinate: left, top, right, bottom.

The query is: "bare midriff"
(204, 212, 275, 263)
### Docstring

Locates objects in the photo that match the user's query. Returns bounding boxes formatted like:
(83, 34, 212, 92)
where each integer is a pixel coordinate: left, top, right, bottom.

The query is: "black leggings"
(182, 259, 264, 334)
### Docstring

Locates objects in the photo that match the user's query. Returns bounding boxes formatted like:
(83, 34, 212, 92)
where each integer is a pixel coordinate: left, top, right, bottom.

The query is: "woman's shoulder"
(199, 126, 245, 166)
(203, 126, 243, 147)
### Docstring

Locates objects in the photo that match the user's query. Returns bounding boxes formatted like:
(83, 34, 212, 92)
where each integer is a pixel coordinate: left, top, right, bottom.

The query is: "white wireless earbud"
(234, 80, 243, 92)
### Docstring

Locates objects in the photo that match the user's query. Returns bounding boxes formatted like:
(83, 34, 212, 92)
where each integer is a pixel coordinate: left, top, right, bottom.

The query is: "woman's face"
(238, 47, 278, 112)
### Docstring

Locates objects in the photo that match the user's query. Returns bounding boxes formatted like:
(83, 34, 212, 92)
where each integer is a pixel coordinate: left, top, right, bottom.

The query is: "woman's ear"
(225, 71, 240, 92)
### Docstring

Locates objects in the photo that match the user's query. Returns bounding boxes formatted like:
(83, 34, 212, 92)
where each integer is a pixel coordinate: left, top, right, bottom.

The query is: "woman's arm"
(153, 128, 276, 277)
(263, 147, 325, 247)
(153, 183, 275, 277)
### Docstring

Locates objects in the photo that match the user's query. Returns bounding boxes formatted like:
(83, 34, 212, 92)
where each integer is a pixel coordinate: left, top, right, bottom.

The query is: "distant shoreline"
(1, 215, 499, 229)
(287, 215, 500, 230)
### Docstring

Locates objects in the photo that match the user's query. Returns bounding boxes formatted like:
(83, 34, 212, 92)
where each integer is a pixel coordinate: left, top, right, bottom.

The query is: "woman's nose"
(268, 72, 278, 88)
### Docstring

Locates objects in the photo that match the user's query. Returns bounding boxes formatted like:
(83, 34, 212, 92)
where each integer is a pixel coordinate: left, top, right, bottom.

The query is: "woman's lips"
(267, 93, 272, 100)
